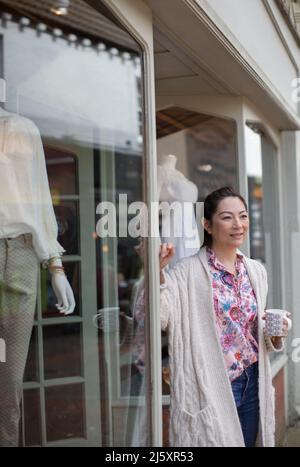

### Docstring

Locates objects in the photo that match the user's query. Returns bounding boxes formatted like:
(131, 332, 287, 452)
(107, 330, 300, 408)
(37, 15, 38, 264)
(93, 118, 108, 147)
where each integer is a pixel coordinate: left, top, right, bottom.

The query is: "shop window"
(246, 123, 283, 365)
(156, 107, 238, 434)
(156, 106, 238, 200)
(245, 123, 282, 310)
(0, 0, 149, 447)
(245, 124, 265, 263)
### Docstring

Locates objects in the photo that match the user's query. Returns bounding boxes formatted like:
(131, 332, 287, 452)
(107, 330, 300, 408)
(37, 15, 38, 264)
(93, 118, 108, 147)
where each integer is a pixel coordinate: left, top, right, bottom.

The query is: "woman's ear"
(203, 218, 212, 235)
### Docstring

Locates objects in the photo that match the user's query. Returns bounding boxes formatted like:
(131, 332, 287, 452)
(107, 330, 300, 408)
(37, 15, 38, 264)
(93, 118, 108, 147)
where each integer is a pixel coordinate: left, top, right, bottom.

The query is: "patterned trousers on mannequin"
(0, 235, 38, 447)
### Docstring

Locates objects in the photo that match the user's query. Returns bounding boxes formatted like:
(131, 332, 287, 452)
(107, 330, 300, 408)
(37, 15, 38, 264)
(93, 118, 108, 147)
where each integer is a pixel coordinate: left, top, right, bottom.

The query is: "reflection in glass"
(95, 147, 149, 445)
(45, 146, 78, 197)
(45, 145, 80, 255)
(246, 123, 282, 366)
(156, 107, 238, 429)
(45, 384, 85, 442)
(245, 123, 282, 314)
(54, 201, 80, 256)
(245, 125, 265, 262)
(156, 106, 238, 199)
(22, 390, 42, 447)
(0, 0, 148, 447)
(43, 323, 83, 379)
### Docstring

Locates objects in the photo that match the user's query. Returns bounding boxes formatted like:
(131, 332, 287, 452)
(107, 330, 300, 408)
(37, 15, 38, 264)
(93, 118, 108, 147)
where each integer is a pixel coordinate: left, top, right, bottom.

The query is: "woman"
(159, 186, 290, 447)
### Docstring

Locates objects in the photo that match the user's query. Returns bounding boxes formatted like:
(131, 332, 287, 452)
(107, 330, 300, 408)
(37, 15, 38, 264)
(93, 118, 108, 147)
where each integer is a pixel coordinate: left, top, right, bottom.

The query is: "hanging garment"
(0, 113, 64, 261)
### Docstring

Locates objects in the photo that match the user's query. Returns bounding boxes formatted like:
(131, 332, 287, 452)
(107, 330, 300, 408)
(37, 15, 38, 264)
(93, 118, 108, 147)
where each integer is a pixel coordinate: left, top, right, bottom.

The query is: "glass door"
(0, 0, 150, 447)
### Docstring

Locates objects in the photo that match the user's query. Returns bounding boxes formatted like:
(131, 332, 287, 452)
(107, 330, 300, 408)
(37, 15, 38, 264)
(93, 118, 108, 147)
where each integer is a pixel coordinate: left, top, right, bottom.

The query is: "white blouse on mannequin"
(0, 112, 64, 261)
(157, 155, 200, 267)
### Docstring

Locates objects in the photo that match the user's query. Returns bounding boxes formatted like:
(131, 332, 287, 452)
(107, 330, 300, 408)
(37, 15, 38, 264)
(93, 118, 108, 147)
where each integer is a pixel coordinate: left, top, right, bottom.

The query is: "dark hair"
(202, 186, 248, 248)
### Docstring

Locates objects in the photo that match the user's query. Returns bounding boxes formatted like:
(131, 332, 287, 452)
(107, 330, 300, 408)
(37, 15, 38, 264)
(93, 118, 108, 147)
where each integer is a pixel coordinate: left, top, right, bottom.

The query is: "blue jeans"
(231, 362, 259, 447)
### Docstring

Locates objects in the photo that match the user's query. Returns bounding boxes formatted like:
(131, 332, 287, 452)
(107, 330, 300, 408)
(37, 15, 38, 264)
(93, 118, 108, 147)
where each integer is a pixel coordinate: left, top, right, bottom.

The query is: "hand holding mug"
(263, 309, 292, 338)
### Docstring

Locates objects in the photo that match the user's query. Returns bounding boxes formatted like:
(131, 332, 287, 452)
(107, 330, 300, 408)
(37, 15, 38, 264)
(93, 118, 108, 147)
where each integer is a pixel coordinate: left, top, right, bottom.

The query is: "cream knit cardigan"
(160, 247, 281, 447)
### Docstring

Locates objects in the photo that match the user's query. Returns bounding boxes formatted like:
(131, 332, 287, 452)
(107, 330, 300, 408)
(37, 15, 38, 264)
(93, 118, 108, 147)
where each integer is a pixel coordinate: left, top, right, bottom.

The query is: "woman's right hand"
(159, 243, 175, 270)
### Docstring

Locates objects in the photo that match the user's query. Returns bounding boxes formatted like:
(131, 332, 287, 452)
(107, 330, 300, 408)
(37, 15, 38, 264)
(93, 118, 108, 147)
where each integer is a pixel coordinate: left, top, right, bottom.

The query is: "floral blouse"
(206, 247, 258, 382)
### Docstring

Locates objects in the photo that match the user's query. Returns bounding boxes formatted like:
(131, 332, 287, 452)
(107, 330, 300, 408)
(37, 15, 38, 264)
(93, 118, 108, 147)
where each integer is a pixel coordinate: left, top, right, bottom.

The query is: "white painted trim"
(157, 95, 243, 122)
(243, 98, 281, 148)
(153, 23, 238, 96)
(183, 0, 300, 128)
(284, 358, 289, 426)
(262, 0, 299, 72)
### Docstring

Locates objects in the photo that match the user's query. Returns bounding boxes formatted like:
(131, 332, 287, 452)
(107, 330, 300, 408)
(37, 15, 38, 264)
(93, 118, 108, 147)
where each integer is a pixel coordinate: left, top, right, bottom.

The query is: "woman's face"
(204, 196, 249, 249)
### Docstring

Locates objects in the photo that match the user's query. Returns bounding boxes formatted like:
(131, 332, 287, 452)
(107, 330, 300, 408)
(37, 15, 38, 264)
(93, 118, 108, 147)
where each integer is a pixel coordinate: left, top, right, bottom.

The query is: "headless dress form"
(0, 80, 63, 446)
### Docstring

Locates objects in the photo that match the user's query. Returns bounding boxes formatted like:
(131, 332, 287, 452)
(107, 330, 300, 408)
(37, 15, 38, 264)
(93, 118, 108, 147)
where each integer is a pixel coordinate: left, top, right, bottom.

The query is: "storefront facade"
(0, 0, 300, 447)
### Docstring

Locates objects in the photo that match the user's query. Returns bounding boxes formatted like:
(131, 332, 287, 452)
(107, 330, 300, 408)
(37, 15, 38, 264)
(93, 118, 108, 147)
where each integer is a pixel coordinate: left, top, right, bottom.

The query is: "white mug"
(264, 309, 292, 337)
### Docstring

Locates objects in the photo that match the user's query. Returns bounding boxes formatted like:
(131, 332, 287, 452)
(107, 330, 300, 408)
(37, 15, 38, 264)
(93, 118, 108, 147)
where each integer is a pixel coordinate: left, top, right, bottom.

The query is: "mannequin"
(157, 154, 200, 268)
(0, 78, 75, 446)
(160, 153, 177, 170)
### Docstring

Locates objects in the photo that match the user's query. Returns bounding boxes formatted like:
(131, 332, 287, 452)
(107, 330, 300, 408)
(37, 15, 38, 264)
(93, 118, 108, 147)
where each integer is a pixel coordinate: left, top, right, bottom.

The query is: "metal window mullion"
(77, 144, 102, 446)
(142, 49, 163, 447)
(99, 143, 118, 445)
(51, 195, 80, 202)
(43, 377, 85, 387)
(33, 316, 83, 326)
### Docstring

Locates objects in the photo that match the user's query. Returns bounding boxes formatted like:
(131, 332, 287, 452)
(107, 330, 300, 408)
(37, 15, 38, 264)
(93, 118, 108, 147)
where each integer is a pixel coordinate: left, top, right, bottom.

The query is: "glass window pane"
(43, 324, 83, 379)
(45, 384, 85, 442)
(156, 107, 238, 442)
(157, 106, 238, 198)
(245, 125, 265, 261)
(23, 389, 42, 447)
(54, 201, 80, 256)
(0, 0, 148, 447)
(245, 123, 282, 307)
(45, 145, 78, 196)
(246, 123, 282, 366)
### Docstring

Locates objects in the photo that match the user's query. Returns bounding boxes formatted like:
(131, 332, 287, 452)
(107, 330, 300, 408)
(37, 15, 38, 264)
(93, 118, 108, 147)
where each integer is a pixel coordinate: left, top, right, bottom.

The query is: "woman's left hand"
(262, 311, 292, 338)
